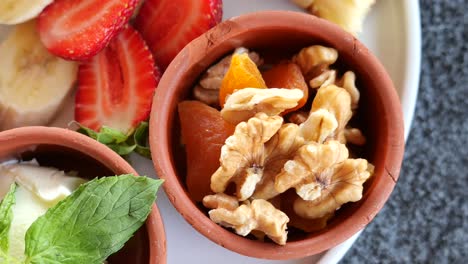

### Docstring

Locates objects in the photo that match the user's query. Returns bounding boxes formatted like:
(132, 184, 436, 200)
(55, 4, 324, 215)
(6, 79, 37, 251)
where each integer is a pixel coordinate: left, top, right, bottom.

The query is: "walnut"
(309, 69, 336, 89)
(252, 123, 305, 200)
(307, 0, 376, 35)
(293, 45, 338, 78)
(281, 191, 334, 232)
(275, 140, 349, 200)
(311, 85, 352, 143)
(210, 113, 283, 201)
(288, 111, 309, 125)
(221, 88, 304, 125)
(203, 193, 239, 211)
(206, 198, 289, 245)
(299, 109, 338, 143)
(208, 204, 256, 236)
(307, 75, 366, 146)
(250, 199, 289, 245)
(289, 212, 332, 232)
(193, 85, 219, 105)
(344, 127, 366, 146)
(193, 47, 263, 106)
(336, 71, 360, 110)
(293, 158, 373, 219)
(309, 70, 360, 110)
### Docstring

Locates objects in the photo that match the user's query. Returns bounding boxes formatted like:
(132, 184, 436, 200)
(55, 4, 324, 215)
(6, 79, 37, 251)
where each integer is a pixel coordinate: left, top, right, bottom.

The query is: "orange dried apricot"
(262, 62, 309, 113)
(178, 101, 235, 202)
(219, 53, 267, 106)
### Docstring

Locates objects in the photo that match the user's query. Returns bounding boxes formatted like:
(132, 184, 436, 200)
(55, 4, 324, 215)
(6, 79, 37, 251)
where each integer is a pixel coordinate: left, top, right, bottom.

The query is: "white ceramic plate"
(0, 0, 420, 263)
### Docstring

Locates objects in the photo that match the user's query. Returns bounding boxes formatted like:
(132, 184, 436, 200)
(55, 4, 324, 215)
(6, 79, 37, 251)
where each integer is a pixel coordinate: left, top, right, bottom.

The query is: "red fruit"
(38, 0, 138, 60)
(178, 101, 235, 202)
(75, 26, 159, 134)
(135, 0, 223, 70)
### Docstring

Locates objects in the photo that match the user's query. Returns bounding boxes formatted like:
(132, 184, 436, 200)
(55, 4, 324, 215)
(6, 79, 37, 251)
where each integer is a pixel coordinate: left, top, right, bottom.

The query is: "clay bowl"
(0, 126, 166, 264)
(150, 11, 404, 259)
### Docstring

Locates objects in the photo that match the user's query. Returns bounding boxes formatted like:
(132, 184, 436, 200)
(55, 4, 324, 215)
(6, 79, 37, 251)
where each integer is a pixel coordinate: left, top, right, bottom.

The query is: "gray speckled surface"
(342, 1, 468, 263)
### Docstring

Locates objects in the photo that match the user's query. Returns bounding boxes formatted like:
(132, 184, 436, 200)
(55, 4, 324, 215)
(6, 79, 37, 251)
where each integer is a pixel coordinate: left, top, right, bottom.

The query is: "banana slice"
(0, 20, 78, 131)
(0, 0, 53, 25)
(308, 0, 375, 35)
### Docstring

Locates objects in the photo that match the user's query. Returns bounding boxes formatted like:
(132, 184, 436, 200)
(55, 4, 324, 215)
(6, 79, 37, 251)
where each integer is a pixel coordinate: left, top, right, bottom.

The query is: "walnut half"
(311, 85, 352, 143)
(221, 88, 304, 125)
(252, 123, 305, 200)
(293, 45, 338, 77)
(275, 140, 349, 200)
(210, 113, 283, 201)
(203, 194, 289, 245)
(293, 158, 373, 219)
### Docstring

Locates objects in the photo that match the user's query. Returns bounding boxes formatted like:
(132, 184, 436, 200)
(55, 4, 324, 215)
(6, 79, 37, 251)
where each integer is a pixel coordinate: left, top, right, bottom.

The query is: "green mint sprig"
(0, 175, 163, 264)
(75, 121, 152, 159)
(0, 184, 16, 263)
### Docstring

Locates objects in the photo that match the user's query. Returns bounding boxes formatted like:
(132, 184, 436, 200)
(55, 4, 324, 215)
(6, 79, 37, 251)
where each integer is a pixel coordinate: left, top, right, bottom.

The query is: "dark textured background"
(342, 1, 468, 263)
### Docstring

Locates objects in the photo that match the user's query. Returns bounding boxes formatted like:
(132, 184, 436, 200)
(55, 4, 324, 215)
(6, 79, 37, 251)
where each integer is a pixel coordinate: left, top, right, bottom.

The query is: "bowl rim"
(150, 10, 404, 260)
(0, 126, 167, 264)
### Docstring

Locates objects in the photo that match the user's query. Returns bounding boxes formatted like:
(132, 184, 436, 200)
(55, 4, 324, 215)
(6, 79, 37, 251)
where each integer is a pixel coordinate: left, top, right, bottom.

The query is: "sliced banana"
(308, 0, 375, 35)
(0, 20, 78, 131)
(0, 0, 53, 25)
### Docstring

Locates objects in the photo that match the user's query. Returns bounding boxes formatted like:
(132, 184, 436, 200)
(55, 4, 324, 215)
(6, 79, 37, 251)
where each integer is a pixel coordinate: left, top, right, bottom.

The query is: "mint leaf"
(97, 127, 128, 144)
(106, 143, 137, 156)
(75, 122, 152, 159)
(0, 184, 16, 260)
(77, 125, 129, 145)
(133, 122, 151, 159)
(76, 125, 98, 140)
(24, 175, 163, 264)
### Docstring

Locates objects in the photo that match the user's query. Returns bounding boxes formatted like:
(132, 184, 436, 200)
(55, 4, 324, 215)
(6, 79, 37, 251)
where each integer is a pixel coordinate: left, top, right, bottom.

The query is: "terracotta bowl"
(0, 126, 166, 264)
(150, 11, 404, 259)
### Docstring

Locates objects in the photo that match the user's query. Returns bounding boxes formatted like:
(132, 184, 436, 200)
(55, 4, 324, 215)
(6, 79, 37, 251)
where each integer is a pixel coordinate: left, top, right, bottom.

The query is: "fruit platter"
(0, 0, 420, 263)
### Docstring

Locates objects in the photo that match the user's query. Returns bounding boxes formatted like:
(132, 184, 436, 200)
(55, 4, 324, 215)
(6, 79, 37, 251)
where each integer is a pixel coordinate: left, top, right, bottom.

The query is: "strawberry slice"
(135, 0, 223, 70)
(75, 25, 159, 135)
(38, 0, 138, 60)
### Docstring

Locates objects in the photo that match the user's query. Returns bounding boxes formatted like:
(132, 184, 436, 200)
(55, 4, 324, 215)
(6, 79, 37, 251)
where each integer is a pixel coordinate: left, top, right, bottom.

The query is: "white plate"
(0, 0, 420, 263)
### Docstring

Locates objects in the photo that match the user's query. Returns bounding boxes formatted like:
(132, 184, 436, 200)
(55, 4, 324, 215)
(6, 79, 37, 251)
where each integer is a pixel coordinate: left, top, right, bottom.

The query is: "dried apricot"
(178, 101, 235, 202)
(262, 62, 309, 113)
(219, 53, 267, 106)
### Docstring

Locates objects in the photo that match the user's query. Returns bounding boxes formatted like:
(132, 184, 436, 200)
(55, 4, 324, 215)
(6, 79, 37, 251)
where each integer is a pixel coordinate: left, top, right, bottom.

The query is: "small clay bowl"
(0, 126, 166, 264)
(150, 11, 404, 259)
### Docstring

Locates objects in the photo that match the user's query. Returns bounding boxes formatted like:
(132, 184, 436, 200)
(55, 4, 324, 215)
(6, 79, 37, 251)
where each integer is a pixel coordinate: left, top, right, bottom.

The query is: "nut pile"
(183, 45, 374, 245)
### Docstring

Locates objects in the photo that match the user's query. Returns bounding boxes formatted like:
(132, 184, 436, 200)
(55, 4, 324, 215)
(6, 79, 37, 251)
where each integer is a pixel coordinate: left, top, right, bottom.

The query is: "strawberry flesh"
(135, 0, 223, 70)
(75, 25, 159, 134)
(38, 0, 138, 60)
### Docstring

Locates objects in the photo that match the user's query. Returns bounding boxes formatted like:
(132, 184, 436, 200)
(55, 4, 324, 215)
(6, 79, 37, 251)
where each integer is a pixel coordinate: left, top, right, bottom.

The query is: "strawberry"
(38, 0, 138, 60)
(75, 25, 160, 135)
(134, 0, 223, 70)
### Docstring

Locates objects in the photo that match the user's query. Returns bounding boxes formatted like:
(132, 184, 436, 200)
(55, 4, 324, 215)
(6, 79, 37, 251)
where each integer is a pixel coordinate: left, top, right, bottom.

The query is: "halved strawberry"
(134, 0, 223, 70)
(38, 0, 138, 60)
(75, 25, 160, 135)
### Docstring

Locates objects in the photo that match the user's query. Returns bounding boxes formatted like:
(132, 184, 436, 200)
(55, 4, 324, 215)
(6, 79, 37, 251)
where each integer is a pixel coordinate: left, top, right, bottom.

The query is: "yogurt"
(0, 160, 86, 260)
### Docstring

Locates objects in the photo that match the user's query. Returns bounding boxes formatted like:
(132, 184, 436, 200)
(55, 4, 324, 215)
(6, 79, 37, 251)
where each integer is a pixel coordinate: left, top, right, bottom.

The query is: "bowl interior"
(0, 144, 149, 263)
(171, 38, 380, 233)
(152, 11, 403, 259)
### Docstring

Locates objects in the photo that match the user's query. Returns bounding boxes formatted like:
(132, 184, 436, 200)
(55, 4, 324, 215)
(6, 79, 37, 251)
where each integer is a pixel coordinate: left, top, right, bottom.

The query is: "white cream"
(0, 160, 86, 260)
(8, 186, 49, 259)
